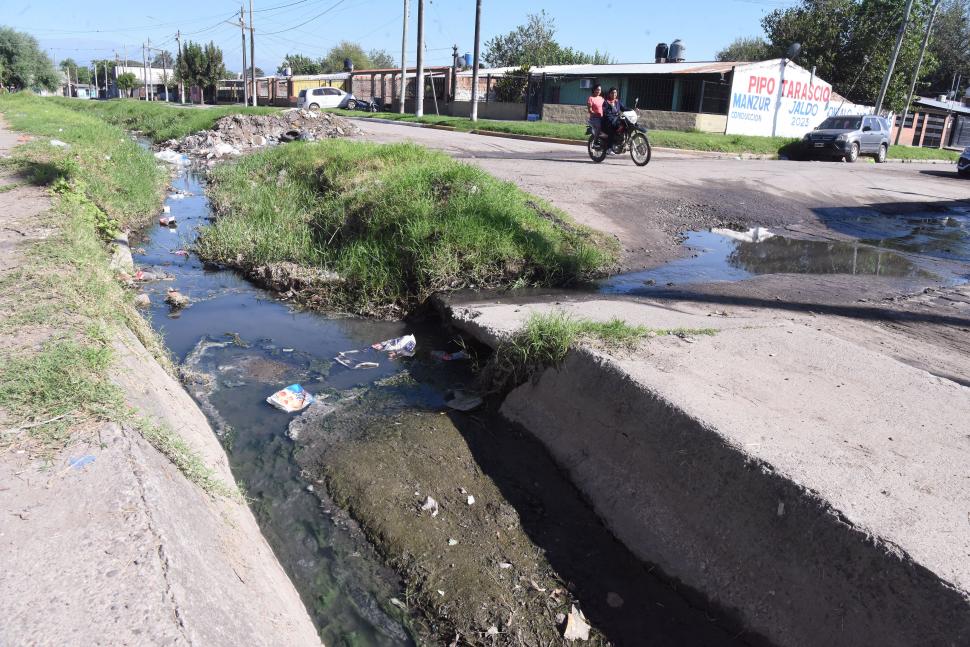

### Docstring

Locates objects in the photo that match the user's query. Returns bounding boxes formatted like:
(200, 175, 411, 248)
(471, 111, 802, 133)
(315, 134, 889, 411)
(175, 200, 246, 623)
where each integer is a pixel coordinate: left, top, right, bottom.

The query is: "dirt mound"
(161, 109, 359, 159)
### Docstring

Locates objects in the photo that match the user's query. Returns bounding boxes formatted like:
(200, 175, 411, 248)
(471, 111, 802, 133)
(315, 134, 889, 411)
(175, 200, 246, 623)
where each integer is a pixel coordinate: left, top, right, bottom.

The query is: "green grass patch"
(0, 93, 167, 231)
(49, 96, 281, 142)
(197, 139, 618, 315)
(0, 95, 233, 497)
(481, 311, 716, 393)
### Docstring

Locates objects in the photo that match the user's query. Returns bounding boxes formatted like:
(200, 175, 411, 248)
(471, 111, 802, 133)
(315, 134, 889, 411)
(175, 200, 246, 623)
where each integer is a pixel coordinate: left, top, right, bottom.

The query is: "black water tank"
(343, 58, 354, 72)
(669, 39, 686, 62)
(655, 42, 668, 63)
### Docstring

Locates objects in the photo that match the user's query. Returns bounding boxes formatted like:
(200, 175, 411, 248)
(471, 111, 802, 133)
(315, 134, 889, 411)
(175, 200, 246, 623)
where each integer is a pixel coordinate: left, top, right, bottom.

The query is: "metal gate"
(526, 74, 544, 118)
(950, 114, 970, 148)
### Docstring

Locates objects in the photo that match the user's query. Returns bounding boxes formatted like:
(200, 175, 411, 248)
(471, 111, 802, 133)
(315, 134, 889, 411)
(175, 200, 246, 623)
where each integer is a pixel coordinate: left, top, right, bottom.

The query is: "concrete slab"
(444, 297, 970, 647)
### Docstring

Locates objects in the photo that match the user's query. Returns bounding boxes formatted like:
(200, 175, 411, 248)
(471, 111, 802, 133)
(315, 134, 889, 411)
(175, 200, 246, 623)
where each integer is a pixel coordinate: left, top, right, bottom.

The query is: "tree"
(926, 0, 970, 96)
(175, 40, 225, 104)
(320, 41, 371, 72)
(0, 28, 61, 91)
(715, 37, 775, 62)
(152, 51, 175, 69)
(483, 11, 614, 67)
(494, 66, 530, 102)
(368, 48, 396, 68)
(278, 53, 322, 75)
(116, 72, 137, 97)
(761, 0, 938, 110)
(243, 66, 264, 78)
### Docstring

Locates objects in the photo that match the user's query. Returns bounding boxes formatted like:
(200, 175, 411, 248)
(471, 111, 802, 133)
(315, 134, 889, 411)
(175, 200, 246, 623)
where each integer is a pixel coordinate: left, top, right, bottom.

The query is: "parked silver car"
(959, 147, 970, 177)
(802, 115, 891, 163)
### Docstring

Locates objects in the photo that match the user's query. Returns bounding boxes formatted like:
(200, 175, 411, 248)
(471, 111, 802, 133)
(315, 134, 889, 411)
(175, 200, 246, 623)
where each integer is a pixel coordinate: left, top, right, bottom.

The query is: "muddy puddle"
(133, 164, 761, 646)
(601, 210, 969, 295)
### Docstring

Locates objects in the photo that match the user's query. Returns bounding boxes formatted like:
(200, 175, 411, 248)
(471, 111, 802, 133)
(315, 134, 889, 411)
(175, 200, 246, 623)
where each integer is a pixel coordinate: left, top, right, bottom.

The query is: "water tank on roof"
(464, 53, 472, 67)
(668, 39, 686, 62)
(343, 58, 354, 72)
(655, 42, 668, 64)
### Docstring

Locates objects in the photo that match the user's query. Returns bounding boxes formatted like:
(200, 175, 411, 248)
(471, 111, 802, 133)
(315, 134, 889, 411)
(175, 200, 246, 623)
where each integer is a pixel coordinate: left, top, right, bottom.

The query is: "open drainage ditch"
(132, 165, 764, 645)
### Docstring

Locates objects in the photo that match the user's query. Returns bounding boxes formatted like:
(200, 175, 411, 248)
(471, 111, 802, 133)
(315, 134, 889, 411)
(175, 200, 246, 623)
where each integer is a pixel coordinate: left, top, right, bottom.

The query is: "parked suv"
(802, 115, 891, 163)
(296, 87, 357, 111)
(959, 147, 970, 177)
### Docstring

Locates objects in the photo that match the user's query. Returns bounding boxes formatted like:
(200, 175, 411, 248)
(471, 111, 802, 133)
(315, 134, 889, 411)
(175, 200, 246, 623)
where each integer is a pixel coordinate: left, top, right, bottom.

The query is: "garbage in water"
(266, 383, 315, 413)
(165, 288, 189, 309)
(133, 293, 151, 308)
(420, 495, 440, 517)
(431, 350, 471, 361)
(162, 205, 171, 214)
(154, 149, 189, 165)
(159, 215, 176, 226)
(371, 334, 417, 359)
(334, 350, 380, 370)
(49, 139, 69, 148)
(445, 390, 483, 412)
(173, 249, 189, 257)
(68, 455, 96, 470)
(563, 605, 591, 641)
(390, 598, 407, 611)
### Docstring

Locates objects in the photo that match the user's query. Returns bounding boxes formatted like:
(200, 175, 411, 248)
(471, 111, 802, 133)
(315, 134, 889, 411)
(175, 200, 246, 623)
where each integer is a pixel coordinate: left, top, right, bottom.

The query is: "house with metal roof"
(891, 95, 970, 150)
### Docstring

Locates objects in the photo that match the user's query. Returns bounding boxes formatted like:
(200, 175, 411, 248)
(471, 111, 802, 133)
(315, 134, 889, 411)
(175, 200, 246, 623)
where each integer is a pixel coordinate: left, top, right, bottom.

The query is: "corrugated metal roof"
(457, 61, 740, 77)
(914, 96, 970, 115)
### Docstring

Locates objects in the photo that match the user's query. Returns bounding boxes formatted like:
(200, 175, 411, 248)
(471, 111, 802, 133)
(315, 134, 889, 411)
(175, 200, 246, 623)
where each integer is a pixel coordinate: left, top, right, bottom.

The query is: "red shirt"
(587, 95, 604, 117)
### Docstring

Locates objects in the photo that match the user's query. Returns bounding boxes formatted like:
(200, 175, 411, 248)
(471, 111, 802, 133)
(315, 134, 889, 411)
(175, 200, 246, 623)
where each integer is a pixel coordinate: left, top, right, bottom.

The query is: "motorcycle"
(587, 99, 651, 166)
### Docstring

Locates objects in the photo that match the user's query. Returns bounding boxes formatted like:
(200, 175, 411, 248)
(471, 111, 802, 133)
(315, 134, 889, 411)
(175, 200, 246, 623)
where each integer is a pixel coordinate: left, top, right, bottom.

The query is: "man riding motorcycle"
(600, 87, 627, 151)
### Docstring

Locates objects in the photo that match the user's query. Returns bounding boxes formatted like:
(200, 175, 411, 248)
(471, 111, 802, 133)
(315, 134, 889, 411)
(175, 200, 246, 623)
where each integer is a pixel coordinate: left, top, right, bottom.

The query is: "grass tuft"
(197, 139, 618, 315)
(481, 311, 716, 393)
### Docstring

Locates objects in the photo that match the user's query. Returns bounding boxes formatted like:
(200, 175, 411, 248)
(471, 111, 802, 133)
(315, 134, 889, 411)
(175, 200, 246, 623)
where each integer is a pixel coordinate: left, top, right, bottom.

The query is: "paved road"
(354, 119, 969, 270)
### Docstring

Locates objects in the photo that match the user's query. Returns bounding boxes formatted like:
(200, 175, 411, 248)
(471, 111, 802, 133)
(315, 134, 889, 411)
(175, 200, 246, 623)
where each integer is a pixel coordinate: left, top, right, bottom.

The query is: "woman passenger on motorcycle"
(601, 87, 627, 149)
(587, 84, 604, 139)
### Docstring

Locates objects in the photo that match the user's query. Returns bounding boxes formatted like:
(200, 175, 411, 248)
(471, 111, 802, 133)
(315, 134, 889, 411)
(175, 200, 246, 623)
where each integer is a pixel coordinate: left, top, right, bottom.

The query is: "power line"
(259, 0, 351, 35)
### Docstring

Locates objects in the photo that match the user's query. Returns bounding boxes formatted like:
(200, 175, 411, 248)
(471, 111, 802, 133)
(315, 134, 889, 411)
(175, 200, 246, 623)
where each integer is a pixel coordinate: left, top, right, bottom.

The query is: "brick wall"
(541, 103, 726, 133)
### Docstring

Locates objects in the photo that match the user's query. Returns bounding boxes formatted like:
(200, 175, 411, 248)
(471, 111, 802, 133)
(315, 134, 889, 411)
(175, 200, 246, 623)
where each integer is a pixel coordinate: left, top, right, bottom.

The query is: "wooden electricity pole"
(249, 0, 257, 106)
(895, 0, 941, 144)
(176, 30, 185, 104)
(875, 0, 915, 114)
(240, 7, 250, 106)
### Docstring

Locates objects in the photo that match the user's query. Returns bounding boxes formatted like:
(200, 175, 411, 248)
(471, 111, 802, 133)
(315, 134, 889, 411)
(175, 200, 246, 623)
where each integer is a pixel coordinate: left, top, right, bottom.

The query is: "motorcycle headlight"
(836, 134, 848, 142)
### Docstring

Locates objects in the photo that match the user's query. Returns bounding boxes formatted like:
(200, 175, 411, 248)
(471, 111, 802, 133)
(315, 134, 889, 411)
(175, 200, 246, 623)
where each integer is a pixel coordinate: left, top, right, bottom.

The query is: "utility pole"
(147, 37, 153, 101)
(249, 0, 257, 106)
(399, 0, 409, 113)
(240, 7, 250, 106)
(451, 44, 458, 102)
(896, 0, 941, 144)
(415, 0, 425, 117)
(875, 0, 915, 114)
(142, 43, 148, 100)
(175, 31, 185, 104)
(470, 0, 482, 121)
(114, 52, 120, 98)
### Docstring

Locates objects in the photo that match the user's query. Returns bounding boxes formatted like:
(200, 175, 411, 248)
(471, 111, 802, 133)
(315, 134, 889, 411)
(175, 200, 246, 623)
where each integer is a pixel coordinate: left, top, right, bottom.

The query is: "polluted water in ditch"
(130, 161, 773, 646)
(600, 218, 969, 294)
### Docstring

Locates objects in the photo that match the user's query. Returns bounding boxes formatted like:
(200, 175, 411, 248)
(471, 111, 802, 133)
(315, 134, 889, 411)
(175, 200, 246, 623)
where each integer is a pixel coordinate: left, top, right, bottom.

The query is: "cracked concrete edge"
(440, 298, 970, 647)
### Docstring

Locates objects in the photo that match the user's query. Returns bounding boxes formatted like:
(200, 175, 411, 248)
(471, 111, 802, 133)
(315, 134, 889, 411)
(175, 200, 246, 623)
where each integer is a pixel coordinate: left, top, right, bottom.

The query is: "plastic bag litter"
(159, 215, 176, 226)
(445, 390, 483, 412)
(431, 350, 470, 361)
(49, 139, 69, 148)
(162, 205, 171, 214)
(420, 496, 440, 517)
(154, 150, 189, 165)
(334, 350, 379, 370)
(266, 384, 315, 413)
(563, 605, 591, 641)
(372, 334, 417, 358)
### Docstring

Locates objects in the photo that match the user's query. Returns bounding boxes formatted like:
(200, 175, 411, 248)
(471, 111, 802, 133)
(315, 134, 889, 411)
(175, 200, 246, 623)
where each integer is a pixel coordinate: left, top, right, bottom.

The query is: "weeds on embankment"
(49, 96, 280, 143)
(197, 140, 618, 316)
(0, 94, 234, 496)
(480, 311, 717, 393)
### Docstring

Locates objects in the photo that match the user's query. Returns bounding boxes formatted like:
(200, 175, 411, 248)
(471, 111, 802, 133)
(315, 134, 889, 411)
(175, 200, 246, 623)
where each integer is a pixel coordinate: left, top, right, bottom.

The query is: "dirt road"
(355, 120, 968, 271)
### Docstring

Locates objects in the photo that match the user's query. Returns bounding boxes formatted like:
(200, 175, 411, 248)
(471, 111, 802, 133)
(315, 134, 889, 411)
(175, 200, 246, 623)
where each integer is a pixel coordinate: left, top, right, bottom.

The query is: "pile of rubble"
(159, 109, 359, 159)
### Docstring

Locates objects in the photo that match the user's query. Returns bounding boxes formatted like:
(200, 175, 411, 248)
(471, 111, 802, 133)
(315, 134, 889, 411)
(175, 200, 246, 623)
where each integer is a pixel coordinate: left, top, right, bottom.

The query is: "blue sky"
(2, 0, 795, 72)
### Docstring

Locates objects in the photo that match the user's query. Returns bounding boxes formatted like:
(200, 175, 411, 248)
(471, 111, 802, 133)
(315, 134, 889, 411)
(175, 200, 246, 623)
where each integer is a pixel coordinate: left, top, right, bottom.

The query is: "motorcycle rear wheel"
(630, 132, 651, 166)
(587, 136, 607, 163)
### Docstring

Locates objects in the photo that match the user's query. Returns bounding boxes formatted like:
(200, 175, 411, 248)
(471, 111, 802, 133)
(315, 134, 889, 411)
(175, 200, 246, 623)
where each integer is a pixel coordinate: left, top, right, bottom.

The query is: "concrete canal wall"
(447, 298, 970, 647)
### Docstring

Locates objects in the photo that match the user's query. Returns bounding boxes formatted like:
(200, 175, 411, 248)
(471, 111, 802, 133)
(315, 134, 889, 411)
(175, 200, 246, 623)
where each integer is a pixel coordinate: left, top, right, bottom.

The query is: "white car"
(959, 147, 970, 177)
(296, 87, 358, 111)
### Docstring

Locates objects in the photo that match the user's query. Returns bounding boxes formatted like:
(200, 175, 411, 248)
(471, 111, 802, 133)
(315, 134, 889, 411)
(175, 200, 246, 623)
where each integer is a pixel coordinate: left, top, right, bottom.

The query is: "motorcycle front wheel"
(587, 135, 607, 163)
(630, 133, 651, 166)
